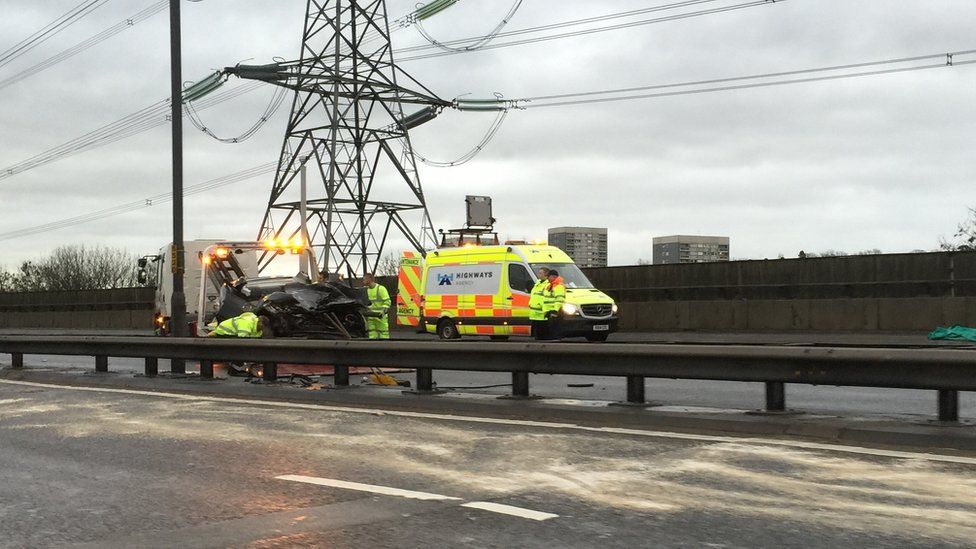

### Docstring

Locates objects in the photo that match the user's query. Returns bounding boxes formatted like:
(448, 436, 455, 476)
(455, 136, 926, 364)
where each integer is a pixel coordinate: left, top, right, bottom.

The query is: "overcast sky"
(1, 0, 974, 269)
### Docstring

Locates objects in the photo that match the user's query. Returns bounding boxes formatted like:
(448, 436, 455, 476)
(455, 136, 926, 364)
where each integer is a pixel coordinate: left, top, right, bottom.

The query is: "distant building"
(652, 235, 730, 265)
(548, 227, 608, 268)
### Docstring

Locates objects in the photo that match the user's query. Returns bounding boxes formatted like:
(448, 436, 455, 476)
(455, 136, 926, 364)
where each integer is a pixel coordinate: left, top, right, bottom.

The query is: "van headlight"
(561, 303, 578, 316)
(612, 304, 618, 314)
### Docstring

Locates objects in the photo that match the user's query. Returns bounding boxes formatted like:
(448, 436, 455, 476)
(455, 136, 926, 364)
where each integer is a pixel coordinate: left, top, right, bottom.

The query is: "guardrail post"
(199, 359, 214, 380)
(765, 382, 786, 412)
(171, 358, 186, 375)
(95, 355, 108, 373)
(264, 362, 278, 382)
(512, 372, 530, 397)
(416, 367, 433, 392)
(626, 375, 645, 403)
(938, 389, 959, 422)
(334, 365, 349, 386)
(11, 353, 23, 369)
(144, 357, 158, 377)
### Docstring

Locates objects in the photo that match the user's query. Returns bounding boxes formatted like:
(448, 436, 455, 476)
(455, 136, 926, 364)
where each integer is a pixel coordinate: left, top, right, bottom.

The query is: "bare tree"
(375, 251, 402, 277)
(940, 207, 976, 252)
(0, 246, 140, 292)
(11, 261, 44, 292)
(0, 269, 13, 292)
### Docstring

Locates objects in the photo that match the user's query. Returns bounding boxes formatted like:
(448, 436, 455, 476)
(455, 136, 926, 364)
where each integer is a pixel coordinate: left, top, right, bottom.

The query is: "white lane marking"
(461, 501, 558, 521)
(1, 378, 975, 465)
(276, 474, 460, 501)
(277, 474, 557, 521)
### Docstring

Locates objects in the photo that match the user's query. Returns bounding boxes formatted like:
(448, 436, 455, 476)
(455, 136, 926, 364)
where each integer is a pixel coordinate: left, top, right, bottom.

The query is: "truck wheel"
(437, 319, 460, 340)
(585, 333, 609, 343)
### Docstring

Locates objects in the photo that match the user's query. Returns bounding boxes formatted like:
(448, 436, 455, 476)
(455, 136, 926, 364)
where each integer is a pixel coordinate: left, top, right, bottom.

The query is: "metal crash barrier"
(0, 336, 973, 422)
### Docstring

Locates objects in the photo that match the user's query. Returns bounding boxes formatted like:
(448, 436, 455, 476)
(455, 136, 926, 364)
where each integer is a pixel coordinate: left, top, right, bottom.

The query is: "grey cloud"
(2, 0, 974, 267)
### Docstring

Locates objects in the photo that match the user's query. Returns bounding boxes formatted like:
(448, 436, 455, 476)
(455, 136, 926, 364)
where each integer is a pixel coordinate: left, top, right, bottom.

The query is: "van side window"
(508, 264, 535, 293)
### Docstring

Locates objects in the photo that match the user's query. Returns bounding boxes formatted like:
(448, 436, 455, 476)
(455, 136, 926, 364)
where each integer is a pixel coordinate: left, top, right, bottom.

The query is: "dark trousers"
(532, 320, 559, 340)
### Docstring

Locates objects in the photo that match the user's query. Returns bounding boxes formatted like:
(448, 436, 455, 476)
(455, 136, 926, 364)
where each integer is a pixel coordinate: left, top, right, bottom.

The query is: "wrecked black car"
(213, 274, 372, 339)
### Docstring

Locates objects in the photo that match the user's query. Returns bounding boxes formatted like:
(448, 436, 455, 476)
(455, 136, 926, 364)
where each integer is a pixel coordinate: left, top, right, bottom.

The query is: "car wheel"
(437, 318, 460, 340)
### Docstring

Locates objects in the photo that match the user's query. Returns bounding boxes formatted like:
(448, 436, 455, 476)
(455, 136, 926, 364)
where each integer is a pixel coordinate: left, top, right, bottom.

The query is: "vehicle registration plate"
(593, 325, 609, 331)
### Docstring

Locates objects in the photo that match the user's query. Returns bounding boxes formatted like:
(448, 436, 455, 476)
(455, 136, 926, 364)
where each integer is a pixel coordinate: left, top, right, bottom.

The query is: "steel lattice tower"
(250, 0, 447, 276)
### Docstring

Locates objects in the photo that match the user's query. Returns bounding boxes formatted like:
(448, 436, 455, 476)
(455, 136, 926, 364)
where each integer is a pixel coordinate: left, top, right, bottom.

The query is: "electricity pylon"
(228, 0, 450, 277)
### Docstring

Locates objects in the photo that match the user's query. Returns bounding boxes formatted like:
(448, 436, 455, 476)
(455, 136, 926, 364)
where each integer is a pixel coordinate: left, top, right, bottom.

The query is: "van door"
(506, 262, 535, 337)
(396, 251, 424, 328)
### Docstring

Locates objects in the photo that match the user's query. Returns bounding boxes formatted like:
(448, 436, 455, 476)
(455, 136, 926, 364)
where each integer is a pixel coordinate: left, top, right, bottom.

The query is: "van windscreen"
(529, 263, 594, 289)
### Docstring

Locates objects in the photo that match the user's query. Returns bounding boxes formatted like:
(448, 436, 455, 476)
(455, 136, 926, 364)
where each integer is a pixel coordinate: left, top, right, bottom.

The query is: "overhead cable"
(414, 0, 524, 53)
(0, 1, 167, 92)
(187, 84, 289, 143)
(396, 0, 722, 54)
(0, 81, 264, 181)
(518, 49, 976, 109)
(0, 162, 278, 241)
(414, 97, 512, 167)
(398, 0, 780, 63)
(0, 0, 111, 70)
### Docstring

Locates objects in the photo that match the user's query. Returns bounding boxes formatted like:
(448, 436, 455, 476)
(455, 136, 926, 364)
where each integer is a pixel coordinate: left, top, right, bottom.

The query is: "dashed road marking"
(276, 475, 461, 501)
(276, 474, 558, 521)
(1, 378, 975, 465)
(461, 501, 559, 521)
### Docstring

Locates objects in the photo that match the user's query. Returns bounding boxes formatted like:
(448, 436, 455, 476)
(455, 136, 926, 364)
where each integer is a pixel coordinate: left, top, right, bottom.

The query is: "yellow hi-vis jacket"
(367, 284, 391, 315)
(528, 278, 550, 321)
(543, 277, 566, 315)
(212, 312, 263, 338)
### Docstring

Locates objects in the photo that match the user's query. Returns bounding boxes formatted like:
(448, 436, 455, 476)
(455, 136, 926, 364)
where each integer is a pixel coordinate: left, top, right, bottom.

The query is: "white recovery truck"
(141, 238, 369, 338)
(140, 239, 260, 335)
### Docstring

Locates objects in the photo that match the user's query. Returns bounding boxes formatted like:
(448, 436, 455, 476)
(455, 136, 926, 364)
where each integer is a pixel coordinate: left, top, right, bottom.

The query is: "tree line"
(0, 245, 142, 292)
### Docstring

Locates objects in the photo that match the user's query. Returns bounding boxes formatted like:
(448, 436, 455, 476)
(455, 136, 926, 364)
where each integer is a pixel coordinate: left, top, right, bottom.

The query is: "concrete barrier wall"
(614, 297, 976, 332)
(3, 254, 976, 333)
(583, 251, 976, 301)
(0, 288, 154, 330)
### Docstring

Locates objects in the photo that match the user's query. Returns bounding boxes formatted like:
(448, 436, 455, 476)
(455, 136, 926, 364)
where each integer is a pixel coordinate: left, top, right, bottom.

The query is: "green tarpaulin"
(928, 325, 976, 342)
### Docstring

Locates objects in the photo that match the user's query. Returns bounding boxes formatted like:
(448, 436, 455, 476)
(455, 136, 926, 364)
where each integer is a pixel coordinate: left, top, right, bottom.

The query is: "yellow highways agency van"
(396, 245, 619, 341)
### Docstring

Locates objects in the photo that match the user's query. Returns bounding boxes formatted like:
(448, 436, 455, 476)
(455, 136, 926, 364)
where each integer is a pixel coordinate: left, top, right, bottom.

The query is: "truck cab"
(145, 239, 259, 335)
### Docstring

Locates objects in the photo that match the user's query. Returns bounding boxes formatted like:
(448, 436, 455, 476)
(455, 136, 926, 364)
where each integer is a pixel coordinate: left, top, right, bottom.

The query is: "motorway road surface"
(2, 379, 976, 548)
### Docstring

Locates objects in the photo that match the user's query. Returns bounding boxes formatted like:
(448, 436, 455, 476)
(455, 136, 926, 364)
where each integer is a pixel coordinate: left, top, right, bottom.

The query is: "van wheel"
(437, 319, 460, 340)
(585, 333, 609, 343)
(489, 335, 509, 341)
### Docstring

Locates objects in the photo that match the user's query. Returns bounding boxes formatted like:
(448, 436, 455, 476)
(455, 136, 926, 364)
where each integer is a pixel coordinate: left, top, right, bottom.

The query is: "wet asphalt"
(1, 380, 976, 548)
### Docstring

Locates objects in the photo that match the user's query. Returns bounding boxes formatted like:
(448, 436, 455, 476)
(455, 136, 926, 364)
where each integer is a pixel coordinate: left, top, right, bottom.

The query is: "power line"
(0, 0, 111, 70)
(187, 85, 288, 143)
(0, 1, 167, 92)
(0, 162, 277, 241)
(0, 81, 264, 181)
(398, 0, 780, 63)
(414, 0, 524, 53)
(397, 0, 724, 54)
(518, 49, 976, 108)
